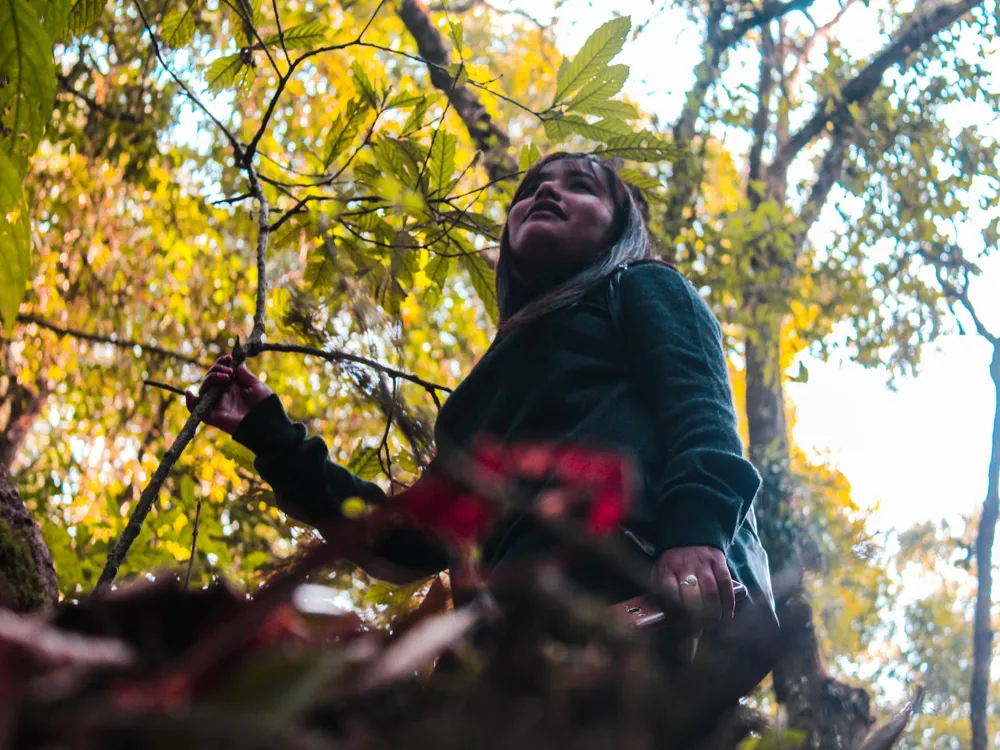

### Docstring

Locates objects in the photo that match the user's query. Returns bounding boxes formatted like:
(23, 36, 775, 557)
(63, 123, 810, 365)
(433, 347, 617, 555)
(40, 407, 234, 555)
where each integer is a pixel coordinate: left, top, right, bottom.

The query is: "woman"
(188, 152, 776, 662)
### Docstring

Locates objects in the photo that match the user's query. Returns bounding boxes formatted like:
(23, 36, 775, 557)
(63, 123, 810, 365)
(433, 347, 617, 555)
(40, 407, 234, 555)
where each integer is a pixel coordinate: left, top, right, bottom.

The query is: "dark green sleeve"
(618, 264, 761, 555)
(233, 394, 448, 574)
(232, 394, 387, 527)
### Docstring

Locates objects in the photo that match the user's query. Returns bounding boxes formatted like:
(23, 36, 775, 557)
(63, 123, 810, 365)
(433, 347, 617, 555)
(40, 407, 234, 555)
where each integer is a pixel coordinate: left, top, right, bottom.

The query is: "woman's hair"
(495, 152, 656, 334)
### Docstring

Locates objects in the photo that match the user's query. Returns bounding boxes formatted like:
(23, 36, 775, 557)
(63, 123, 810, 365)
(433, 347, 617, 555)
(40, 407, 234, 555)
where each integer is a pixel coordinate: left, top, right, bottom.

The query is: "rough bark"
(0, 464, 58, 612)
(0, 380, 48, 471)
(396, 0, 517, 185)
(971, 342, 1000, 750)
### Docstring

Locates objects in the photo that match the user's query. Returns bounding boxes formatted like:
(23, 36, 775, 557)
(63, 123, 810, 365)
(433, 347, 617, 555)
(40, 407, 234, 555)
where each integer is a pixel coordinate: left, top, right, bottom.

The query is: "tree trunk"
(0, 464, 58, 612)
(0, 381, 48, 470)
(744, 318, 875, 749)
(971, 342, 1000, 750)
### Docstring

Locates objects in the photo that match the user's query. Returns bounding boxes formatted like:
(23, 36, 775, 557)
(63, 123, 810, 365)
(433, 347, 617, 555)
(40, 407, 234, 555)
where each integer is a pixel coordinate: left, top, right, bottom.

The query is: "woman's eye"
(570, 180, 593, 192)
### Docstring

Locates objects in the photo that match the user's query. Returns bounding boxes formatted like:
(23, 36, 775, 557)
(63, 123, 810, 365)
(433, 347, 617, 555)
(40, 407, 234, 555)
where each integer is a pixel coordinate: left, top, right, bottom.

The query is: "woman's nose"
(535, 180, 561, 200)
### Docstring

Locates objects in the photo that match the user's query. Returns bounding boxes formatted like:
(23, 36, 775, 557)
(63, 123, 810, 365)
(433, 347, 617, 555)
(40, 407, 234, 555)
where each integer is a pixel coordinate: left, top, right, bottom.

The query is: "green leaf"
(0, 152, 31, 334)
(386, 91, 424, 109)
(65, 0, 104, 36)
(160, 5, 197, 48)
(617, 167, 660, 190)
(205, 53, 254, 94)
(788, 361, 810, 383)
(593, 132, 685, 163)
(582, 99, 638, 120)
(263, 21, 329, 50)
(519, 142, 541, 171)
(445, 62, 468, 86)
(402, 95, 437, 135)
(552, 16, 630, 106)
(587, 101, 639, 120)
(37, 0, 71, 40)
(303, 248, 337, 293)
(219, 437, 256, 471)
(543, 114, 630, 143)
(0, 0, 56, 175)
(428, 131, 457, 198)
(461, 252, 498, 323)
(347, 444, 381, 481)
(230, 0, 261, 47)
(564, 63, 628, 114)
(448, 19, 463, 52)
(322, 97, 369, 169)
(351, 61, 380, 108)
(424, 254, 453, 290)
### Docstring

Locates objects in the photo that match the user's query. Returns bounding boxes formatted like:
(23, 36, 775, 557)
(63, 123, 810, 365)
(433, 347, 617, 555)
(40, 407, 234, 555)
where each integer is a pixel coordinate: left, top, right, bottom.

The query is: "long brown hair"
(495, 152, 656, 334)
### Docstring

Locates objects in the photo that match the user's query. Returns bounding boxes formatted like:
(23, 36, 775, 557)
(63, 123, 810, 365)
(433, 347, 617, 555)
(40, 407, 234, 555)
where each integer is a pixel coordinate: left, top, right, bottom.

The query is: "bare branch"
(184, 493, 204, 587)
(772, 0, 985, 173)
(396, 0, 518, 184)
(254, 342, 453, 395)
(131, 0, 244, 158)
(748, 25, 776, 190)
(934, 268, 999, 345)
(243, 0, 388, 163)
(96, 0, 275, 590)
(143, 379, 188, 398)
(18, 314, 210, 367)
(795, 130, 847, 240)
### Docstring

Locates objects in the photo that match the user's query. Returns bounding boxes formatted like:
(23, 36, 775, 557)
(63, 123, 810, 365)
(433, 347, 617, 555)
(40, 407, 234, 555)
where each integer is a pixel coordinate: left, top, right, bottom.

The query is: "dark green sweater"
(233, 263, 775, 611)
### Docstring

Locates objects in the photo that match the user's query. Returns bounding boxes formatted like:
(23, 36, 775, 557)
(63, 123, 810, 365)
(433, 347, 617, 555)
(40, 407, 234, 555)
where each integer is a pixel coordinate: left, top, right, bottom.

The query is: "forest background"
(0, 0, 998, 746)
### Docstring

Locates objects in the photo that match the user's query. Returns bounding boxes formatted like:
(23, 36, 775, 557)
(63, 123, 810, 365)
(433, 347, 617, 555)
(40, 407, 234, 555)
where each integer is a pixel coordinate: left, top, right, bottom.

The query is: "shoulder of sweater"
(615, 262, 722, 334)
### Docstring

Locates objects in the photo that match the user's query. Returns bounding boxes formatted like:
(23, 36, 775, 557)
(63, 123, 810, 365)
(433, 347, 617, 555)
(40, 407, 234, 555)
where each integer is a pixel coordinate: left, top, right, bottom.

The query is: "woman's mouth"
(527, 200, 566, 221)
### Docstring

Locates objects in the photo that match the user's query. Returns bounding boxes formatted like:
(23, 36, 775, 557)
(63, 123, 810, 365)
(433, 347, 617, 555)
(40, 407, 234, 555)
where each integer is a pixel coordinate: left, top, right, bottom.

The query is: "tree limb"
(396, 0, 518, 184)
(772, 0, 984, 174)
(254, 342, 453, 395)
(95, 0, 275, 591)
(17, 315, 210, 367)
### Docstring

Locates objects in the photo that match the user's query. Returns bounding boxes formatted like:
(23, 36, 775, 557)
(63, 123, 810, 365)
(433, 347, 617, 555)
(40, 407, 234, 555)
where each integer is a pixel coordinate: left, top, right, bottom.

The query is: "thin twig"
(244, 0, 388, 163)
(96, 0, 272, 590)
(143, 379, 188, 398)
(256, 342, 452, 393)
(271, 0, 291, 66)
(131, 0, 244, 158)
(184, 495, 204, 587)
(18, 315, 209, 367)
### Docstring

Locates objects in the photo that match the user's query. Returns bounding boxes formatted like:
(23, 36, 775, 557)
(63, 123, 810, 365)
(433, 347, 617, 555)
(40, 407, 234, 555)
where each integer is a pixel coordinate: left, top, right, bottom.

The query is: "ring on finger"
(679, 574, 699, 588)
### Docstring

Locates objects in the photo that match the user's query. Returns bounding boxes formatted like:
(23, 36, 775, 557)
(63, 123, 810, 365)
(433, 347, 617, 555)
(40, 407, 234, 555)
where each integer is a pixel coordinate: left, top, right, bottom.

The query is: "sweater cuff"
(232, 394, 298, 455)
(653, 501, 732, 555)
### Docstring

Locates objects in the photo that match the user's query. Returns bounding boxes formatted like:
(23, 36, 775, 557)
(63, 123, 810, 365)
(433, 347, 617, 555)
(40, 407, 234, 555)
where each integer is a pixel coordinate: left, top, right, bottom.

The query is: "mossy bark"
(0, 464, 57, 611)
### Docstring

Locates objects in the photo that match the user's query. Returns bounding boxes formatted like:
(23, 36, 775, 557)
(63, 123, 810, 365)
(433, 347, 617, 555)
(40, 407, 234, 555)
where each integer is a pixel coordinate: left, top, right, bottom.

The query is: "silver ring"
(679, 574, 699, 587)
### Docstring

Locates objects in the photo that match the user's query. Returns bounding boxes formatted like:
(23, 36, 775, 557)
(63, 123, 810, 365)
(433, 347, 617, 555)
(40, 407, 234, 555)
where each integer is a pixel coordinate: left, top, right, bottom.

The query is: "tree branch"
(396, 0, 518, 184)
(254, 342, 453, 395)
(17, 314, 210, 367)
(934, 268, 999, 345)
(772, 0, 984, 174)
(95, 0, 274, 591)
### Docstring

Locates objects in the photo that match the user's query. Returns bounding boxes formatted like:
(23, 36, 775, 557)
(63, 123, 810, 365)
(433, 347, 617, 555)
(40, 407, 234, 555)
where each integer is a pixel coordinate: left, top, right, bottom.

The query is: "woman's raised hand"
(185, 354, 273, 435)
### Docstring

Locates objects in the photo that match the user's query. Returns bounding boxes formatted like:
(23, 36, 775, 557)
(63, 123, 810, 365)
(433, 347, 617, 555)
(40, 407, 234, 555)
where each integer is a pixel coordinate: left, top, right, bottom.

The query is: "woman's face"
(505, 159, 617, 278)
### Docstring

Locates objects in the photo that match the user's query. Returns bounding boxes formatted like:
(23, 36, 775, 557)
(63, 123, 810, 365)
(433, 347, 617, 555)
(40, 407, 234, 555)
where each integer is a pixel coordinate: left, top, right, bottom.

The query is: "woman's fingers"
(678, 572, 703, 622)
(711, 556, 736, 618)
(694, 566, 722, 621)
(198, 368, 233, 395)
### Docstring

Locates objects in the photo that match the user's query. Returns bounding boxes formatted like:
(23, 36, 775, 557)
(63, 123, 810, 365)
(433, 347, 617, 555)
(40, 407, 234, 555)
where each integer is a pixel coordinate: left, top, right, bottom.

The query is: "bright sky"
(497, 0, 1000, 536)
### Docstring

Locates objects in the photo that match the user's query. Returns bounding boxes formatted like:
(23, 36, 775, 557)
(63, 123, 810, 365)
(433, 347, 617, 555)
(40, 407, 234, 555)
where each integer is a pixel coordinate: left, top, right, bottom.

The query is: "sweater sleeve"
(232, 393, 386, 527)
(232, 394, 449, 574)
(617, 264, 761, 555)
